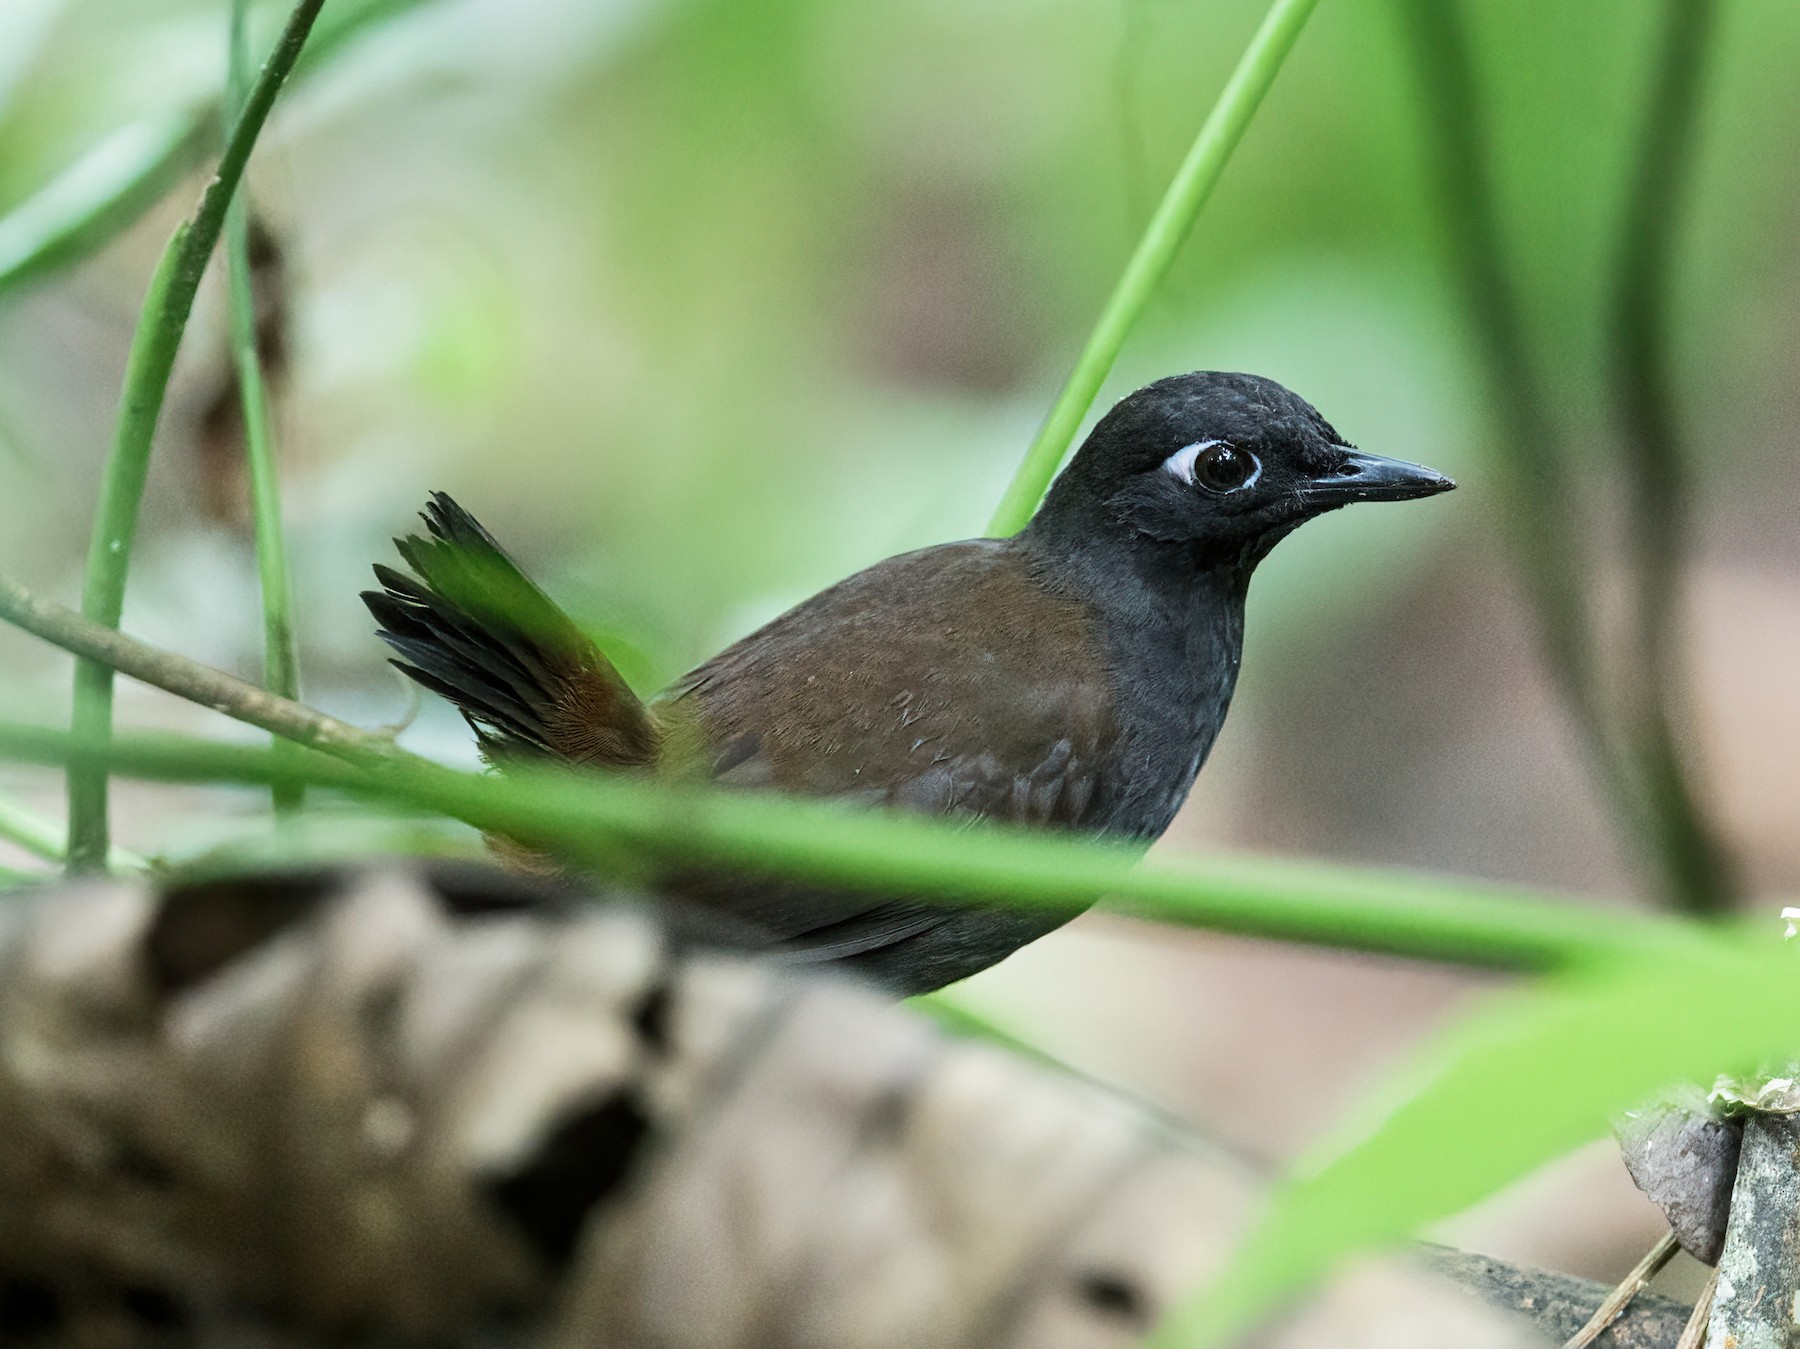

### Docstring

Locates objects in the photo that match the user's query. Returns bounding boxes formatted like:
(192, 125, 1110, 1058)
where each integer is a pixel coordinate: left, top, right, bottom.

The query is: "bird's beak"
(1302, 449, 1456, 506)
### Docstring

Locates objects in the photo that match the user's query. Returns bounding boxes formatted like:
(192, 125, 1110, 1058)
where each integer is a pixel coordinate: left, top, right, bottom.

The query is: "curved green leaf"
(1148, 933, 1800, 1347)
(0, 110, 210, 298)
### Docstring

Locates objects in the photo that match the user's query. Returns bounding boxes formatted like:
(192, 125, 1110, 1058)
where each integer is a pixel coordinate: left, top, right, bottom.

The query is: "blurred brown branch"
(0, 570, 405, 769)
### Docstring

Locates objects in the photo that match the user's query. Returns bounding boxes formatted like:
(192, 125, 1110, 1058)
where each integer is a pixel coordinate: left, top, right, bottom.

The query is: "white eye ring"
(1161, 439, 1261, 491)
(1161, 439, 1221, 485)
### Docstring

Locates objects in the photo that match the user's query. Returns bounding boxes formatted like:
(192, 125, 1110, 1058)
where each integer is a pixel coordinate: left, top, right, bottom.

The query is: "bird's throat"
(1028, 534, 1248, 838)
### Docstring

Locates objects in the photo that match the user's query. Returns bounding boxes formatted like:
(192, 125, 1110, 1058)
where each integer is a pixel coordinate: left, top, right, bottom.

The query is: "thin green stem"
(1614, 0, 1717, 677)
(0, 717, 1709, 976)
(985, 0, 1323, 535)
(227, 0, 305, 816)
(0, 790, 73, 863)
(65, 0, 327, 872)
(1610, 0, 1735, 914)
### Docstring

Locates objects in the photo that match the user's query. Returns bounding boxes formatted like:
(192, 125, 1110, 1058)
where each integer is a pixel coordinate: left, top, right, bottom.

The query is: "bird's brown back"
(658, 540, 1117, 829)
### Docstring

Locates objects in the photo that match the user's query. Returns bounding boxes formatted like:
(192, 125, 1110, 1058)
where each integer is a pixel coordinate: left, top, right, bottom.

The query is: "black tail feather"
(364, 493, 658, 767)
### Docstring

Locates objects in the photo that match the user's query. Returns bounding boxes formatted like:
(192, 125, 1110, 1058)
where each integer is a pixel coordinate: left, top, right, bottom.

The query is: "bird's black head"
(1026, 371, 1453, 572)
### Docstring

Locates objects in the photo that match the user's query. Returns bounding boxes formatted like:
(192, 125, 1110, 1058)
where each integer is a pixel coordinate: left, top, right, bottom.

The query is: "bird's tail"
(363, 493, 659, 769)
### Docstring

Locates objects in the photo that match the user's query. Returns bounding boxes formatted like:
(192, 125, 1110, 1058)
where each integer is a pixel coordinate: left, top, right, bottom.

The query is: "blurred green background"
(1, 0, 1797, 1293)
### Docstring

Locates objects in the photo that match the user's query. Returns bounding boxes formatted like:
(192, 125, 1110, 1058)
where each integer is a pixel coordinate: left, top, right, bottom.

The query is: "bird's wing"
(659, 540, 1115, 948)
(364, 494, 659, 769)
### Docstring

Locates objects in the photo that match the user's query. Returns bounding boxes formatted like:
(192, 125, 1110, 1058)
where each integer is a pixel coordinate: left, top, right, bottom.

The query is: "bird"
(364, 370, 1454, 995)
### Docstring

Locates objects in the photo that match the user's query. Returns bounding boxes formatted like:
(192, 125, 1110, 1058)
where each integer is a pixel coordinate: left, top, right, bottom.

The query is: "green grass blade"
(0, 716, 1715, 974)
(0, 110, 212, 299)
(0, 569, 1726, 966)
(227, 0, 304, 816)
(1396, 0, 1735, 918)
(66, 228, 188, 870)
(1145, 935, 1800, 1347)
(0, 568, 1729, 966)
(985, 0, 1323, 536)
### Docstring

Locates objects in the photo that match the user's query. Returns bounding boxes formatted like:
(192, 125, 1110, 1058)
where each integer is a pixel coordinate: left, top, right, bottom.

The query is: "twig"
(226, 0, 305, 816)
(1562, 1231, 1681, 1349)
(66, 0, 327, 872)
(913, 988, 1272, 1177)
(1608, 0, 1735, 916)
(0, 572, 400, 771)
(1674, 1266, 1715, 1349)
(985, 0, 1322, 534)
(911, 991, 1075, 1076)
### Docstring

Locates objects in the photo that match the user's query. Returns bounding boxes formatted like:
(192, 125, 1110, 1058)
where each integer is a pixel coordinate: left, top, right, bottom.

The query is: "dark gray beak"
(1302, 449, 1456, 506)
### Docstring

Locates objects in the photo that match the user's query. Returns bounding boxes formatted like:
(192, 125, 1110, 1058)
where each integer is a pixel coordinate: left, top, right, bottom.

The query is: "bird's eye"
(1164, 440, 1260, 493)
(1194, 443, 1256, 490)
